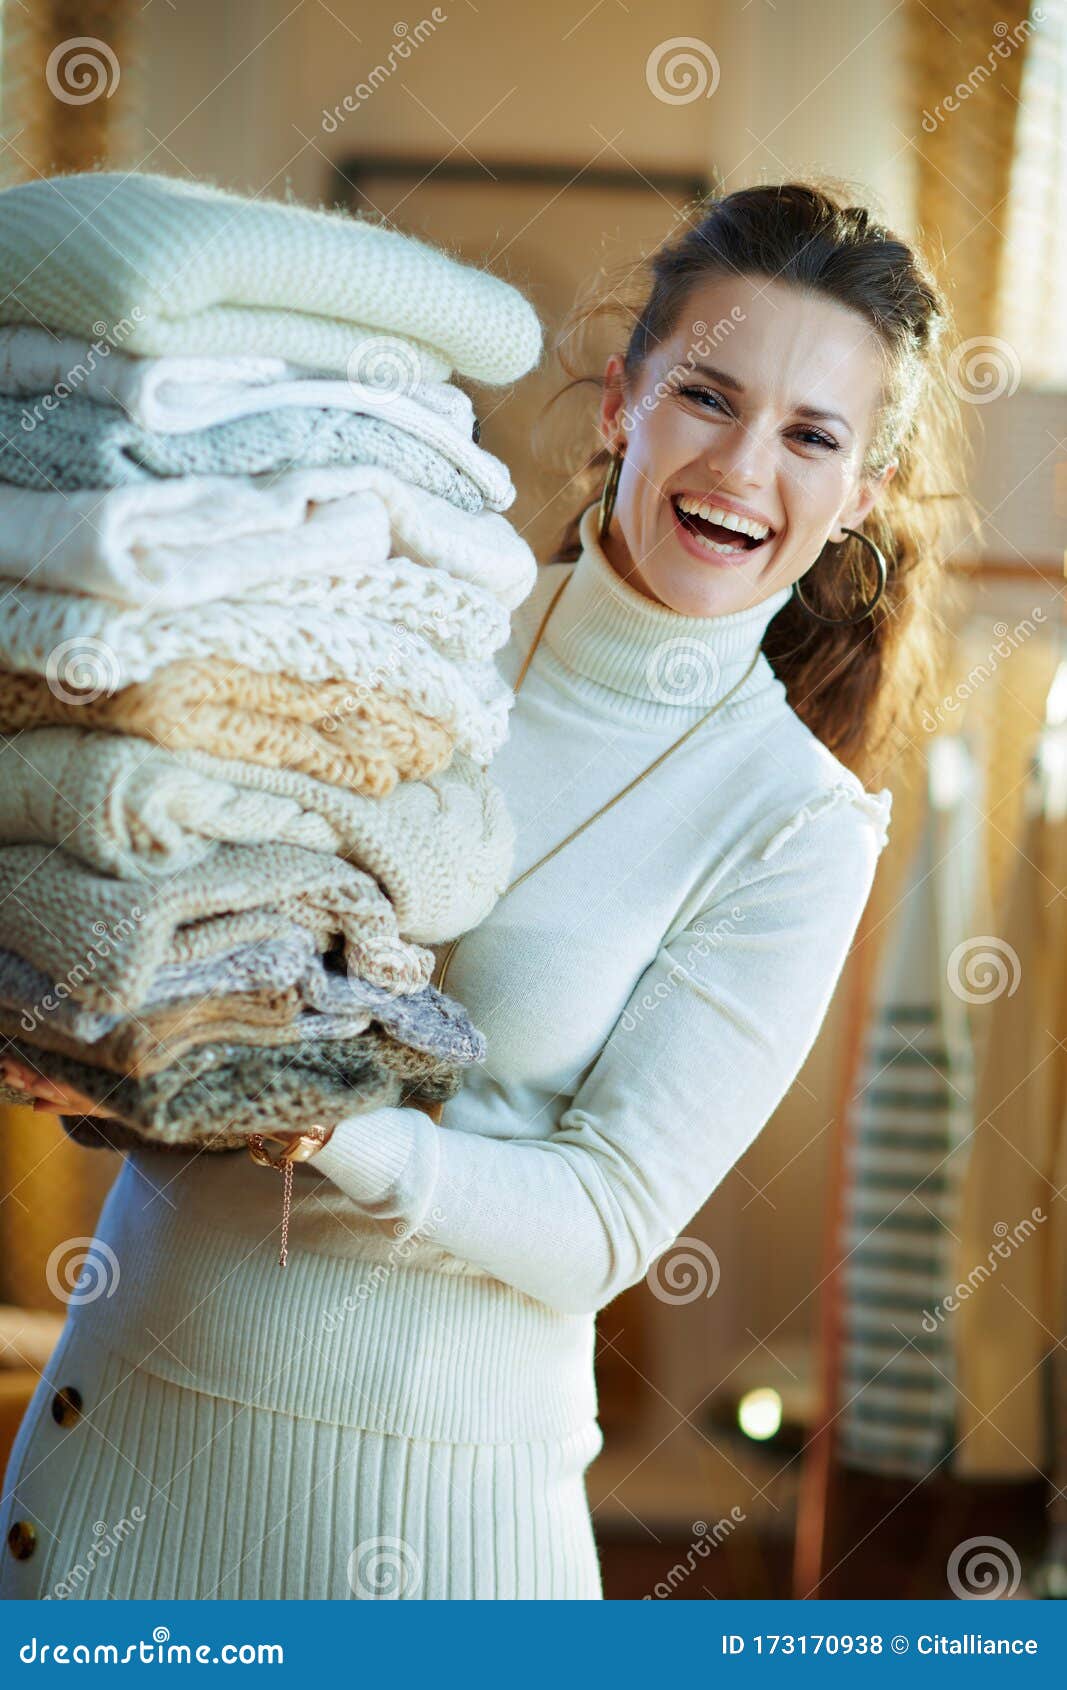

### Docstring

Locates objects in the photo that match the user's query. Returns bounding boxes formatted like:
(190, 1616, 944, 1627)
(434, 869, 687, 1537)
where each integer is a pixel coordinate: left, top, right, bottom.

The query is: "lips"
(669, 493, 774, 556)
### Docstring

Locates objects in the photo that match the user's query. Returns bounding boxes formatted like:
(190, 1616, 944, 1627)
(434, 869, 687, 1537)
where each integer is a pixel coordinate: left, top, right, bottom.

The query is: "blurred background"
(0, 0, 1064, 1601)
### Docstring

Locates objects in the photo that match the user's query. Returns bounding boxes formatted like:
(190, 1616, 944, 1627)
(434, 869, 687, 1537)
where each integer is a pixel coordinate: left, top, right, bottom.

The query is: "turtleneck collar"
(536, 501, 793, 727)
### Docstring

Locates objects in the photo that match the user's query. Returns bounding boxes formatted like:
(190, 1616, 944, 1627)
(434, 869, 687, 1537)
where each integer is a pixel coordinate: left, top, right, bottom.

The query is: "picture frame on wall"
(330, 155, 711, 559)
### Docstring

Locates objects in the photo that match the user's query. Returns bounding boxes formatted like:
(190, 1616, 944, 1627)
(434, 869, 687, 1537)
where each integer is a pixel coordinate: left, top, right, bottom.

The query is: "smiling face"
(598, 273, 898, 617)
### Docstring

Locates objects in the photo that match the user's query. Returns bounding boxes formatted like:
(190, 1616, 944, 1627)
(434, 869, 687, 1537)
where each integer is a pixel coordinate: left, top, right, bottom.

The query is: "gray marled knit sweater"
(4, 1025, 461, 1150)
(0, 396, 486, 510)
(0, 930, 486, 1067)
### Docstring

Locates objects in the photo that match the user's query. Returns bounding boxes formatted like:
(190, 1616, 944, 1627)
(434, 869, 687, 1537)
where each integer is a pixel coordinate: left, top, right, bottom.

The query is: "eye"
(678, 386, 840, 451)
(678, 384, 727, 414)
(792, 427, 839, 451)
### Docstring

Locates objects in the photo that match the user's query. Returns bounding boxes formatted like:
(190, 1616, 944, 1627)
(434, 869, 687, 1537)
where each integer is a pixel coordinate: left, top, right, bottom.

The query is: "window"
(996, 0, 1067, 387)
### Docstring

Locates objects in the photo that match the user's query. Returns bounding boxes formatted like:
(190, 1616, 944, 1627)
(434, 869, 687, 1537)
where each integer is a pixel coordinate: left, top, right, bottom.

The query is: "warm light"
(737, 1387, 782, 1441)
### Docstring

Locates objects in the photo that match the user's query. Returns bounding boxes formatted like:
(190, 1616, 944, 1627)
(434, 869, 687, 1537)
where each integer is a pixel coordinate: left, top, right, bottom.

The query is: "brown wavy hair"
(539, 179, 979, 784)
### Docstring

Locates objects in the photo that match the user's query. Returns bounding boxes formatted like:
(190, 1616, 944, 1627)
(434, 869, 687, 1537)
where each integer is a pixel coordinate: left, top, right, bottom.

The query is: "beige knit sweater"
(0, 840, 434, 1012)
(0, 664, 454, 797)
(0, 729, 513, 941)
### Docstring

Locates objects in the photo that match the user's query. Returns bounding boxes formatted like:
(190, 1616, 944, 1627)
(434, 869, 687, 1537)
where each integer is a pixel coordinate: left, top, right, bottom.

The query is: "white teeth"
(674, 493, 770, 541)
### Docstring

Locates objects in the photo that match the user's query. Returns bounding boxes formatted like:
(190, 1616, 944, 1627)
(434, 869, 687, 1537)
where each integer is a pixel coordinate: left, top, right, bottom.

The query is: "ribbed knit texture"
(0, 171, 543, 384)
(0, 1342, 603, 1598)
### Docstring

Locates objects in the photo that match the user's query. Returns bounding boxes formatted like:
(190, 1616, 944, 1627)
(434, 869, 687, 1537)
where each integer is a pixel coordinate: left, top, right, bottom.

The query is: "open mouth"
(669, 493, 775, 557)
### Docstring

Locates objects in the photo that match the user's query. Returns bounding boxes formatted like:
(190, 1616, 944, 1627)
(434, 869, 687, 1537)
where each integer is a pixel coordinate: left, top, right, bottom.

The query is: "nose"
(700, 417, 775, 488)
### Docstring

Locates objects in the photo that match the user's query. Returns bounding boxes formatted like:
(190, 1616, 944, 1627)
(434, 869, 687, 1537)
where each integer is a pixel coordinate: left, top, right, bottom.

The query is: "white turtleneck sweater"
(77, 500, 892, 1447)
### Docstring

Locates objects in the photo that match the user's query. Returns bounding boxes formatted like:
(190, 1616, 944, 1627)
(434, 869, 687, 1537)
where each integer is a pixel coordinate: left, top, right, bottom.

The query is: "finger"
(27, 1076, 72, 1103)
(1, 1057, 36, 1087)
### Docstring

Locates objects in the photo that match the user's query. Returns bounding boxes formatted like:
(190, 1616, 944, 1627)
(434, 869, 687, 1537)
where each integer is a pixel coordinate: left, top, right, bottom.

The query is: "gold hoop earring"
(598, 448, 624, 543)
(791, 526, 888, 625)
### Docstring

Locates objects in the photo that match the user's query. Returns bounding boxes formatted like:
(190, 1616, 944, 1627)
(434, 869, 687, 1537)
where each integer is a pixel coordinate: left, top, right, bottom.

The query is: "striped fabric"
(837, 736, 984, 1477)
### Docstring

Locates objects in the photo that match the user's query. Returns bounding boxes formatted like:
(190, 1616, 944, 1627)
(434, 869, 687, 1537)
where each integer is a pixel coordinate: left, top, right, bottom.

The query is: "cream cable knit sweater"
(64, 504, 892, 1446)
(0, 172, 542, 384)
(0, 732, 513, 940)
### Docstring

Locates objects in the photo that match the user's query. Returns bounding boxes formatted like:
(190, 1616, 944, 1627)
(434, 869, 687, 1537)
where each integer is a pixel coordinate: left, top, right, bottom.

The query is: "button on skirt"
(0, 1321, 604, 1600)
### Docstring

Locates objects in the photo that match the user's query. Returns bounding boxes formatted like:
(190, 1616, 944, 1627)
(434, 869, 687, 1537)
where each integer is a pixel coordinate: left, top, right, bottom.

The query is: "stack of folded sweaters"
(0, 170, 541, 1153)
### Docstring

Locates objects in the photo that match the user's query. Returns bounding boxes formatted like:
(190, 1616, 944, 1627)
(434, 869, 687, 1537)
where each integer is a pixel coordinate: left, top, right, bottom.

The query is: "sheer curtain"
(995, 0, 1067, 385)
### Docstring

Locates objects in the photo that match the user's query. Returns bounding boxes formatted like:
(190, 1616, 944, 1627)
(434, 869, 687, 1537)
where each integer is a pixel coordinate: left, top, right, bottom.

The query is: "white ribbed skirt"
(1, 1323, 604, 1600)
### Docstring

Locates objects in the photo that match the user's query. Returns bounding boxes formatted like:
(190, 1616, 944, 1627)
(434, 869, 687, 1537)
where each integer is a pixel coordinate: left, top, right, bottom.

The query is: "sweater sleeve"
(313, 791, 889, 1316)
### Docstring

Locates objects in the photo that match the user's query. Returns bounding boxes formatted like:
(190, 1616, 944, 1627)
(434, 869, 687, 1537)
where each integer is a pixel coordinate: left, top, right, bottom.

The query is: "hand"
(0, 1056, 118, 1118)
(251, 1125, 336, 1163)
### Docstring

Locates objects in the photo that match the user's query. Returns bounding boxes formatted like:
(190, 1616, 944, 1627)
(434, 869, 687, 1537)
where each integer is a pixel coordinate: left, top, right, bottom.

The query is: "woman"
(0, 181, 969, 1600)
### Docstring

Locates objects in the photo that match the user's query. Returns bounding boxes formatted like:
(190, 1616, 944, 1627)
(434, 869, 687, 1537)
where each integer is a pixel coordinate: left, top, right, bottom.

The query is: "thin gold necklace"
(432, 566, 763, 1001)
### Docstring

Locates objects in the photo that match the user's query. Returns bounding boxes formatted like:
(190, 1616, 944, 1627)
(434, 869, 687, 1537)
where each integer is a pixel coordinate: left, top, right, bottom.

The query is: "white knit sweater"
(0, 172, 542, 384)
(75, 502, 892, 1445)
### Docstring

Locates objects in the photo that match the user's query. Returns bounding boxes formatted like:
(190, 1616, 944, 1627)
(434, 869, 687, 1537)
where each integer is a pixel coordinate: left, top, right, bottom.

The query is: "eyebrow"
(683, 362, 855, 436)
